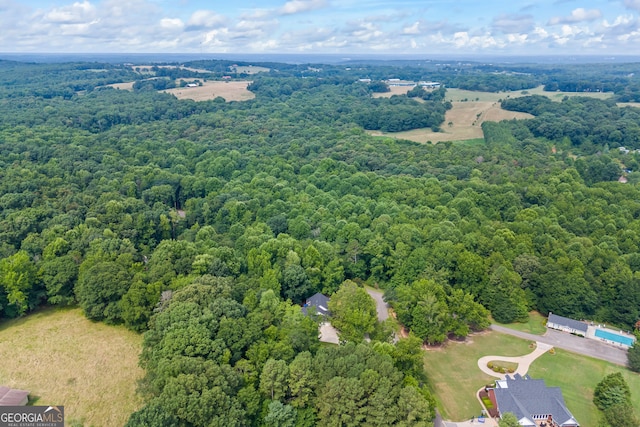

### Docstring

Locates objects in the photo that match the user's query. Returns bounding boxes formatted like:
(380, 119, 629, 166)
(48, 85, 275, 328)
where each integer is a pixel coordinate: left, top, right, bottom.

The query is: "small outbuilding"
(0, 386, 29, 406)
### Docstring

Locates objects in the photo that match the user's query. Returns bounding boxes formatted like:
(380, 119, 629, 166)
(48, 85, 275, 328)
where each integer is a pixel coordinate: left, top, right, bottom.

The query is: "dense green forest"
(1, 58, 640, 425)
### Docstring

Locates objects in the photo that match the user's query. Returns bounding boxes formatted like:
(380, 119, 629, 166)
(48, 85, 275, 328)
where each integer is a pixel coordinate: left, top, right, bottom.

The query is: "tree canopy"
(2, 57, 640, 426)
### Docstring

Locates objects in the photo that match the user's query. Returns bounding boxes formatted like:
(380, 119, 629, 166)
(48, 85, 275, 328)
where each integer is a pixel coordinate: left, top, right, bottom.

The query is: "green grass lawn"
(423, 331, 534, 421)
(529, 348, 640, 427)
(493, 311, 548, 335)
(425, 327, 640, 426)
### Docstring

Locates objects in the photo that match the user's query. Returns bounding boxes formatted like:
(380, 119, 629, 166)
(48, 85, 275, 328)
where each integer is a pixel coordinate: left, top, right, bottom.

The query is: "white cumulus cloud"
(160, 18, 184, 31)
(403, 21, 421, 35)
(187, 10, 226, 30)
(45, 0, 96, 23)
(279, 0, 327, 15)
(548, 8, 602, 25)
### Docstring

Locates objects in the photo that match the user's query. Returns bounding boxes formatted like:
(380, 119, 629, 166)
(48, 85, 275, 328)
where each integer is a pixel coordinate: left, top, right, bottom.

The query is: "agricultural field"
(618, 102, 640, 108)
(163, 80, 255, 102)
(105, 81, 135, 90)
(368, 100, 533, 143)
(131, 65, 211, 74)
(369, 85, 617, 143)
(445, 86, 615, 103)
(232, 65, 270, 74)
(0, 308, 143, 427)
(372, 85, 417, 98)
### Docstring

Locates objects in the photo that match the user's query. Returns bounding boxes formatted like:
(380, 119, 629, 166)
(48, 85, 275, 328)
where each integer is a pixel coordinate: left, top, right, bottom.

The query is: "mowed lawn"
(529, 349, 640, 427)
(0, 308, 143, 427)
(423, 331, 534, 421)
(425, 328, 640, 425)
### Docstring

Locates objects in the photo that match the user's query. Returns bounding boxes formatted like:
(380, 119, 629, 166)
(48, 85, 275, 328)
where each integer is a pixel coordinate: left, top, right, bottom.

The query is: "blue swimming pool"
(594, 329, 635, 346)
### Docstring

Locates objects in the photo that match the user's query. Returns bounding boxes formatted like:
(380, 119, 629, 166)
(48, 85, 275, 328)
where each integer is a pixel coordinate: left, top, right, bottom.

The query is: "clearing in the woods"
(0, 308, 143, 427)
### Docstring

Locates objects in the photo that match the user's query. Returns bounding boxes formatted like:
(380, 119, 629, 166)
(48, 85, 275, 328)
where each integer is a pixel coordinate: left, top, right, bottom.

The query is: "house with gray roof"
(546, 313, 588, 337)
(491, 374, 579, 427)
(301, 293, 330, 316)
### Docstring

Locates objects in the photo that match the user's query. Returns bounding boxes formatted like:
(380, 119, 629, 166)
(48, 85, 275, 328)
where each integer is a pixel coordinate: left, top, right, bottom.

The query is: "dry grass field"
(105, 81, 135, 91)
(368, 101, 533, 143)
(233, 65, 270, 74)
(372, 86, 415, 98)
(446, 86, 614, 103)
(163, 80, 255, 102)
(131, 65, 211, 74)
(0, 308, 143, 427)
(368, 85, 616, 143)
(618, 102, 640, 108)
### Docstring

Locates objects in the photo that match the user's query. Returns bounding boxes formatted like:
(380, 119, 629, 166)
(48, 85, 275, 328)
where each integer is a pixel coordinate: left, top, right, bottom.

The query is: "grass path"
(0, 307, 143, 427)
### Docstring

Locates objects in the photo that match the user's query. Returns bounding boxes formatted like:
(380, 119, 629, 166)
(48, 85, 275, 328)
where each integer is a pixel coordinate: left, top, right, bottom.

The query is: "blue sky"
(1, 0, 640, 54)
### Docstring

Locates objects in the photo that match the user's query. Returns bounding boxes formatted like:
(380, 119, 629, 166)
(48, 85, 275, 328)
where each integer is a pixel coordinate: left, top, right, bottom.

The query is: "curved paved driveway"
(366, 288, 389, 322)
(477, 342, 553, 379)
(490, 324, 628, 366)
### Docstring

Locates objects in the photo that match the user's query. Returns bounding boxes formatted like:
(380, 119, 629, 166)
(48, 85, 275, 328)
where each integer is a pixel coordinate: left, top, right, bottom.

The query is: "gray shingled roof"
(494, 374, 577, 426)
(301, 293, 330, 316)
(548, 313, 588, 333)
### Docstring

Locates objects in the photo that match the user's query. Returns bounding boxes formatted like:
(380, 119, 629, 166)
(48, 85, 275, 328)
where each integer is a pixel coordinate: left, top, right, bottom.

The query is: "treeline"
(248, 76, 450, 132)
(0, 60, 138, 98)
(501, 95, 640, 149)
(0, 88, 212, 132)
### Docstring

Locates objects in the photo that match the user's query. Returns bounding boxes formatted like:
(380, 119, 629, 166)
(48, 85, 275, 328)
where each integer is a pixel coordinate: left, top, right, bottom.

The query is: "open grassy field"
(105, 81, 135, 91)
(445, 86, 614, 103)
(529, 348, 640, 427)
(368, 101, 533, 143)
(370, 85, 615, 144)
(163, 80, 255, 102)
(493, 311, 548, 335)
(233, 65, 270, 74)
(618, 102, 640, 108)
(372, 86, 416, 98)
(0, 308, 143, 427)
(423, 331, 534, 421)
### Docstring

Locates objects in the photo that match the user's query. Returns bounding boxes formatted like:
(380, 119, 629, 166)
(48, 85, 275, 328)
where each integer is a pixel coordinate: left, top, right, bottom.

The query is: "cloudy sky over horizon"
(1, 0, 640, 55)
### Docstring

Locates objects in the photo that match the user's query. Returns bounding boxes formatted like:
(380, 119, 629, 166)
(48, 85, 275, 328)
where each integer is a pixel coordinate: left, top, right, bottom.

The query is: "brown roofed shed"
(0, 386, 29, 406)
